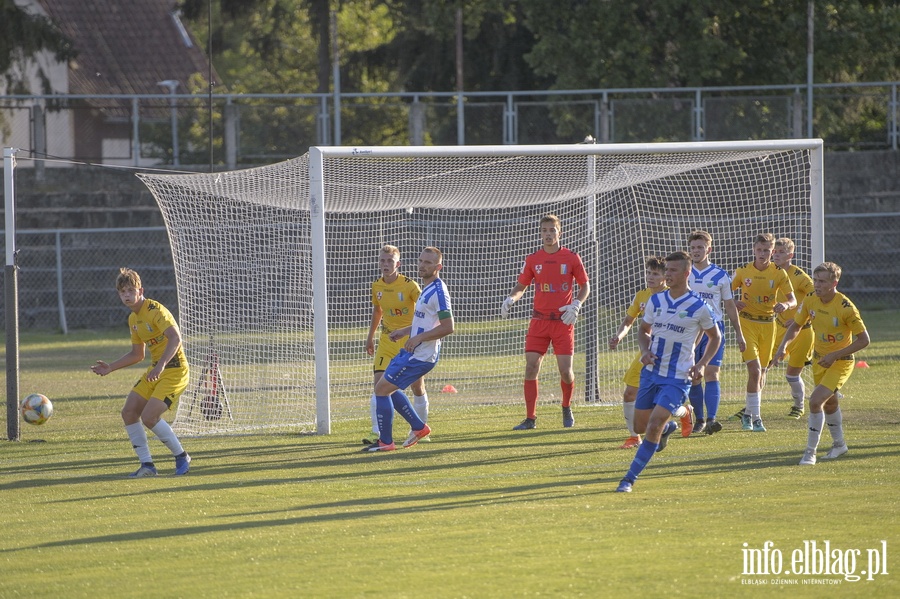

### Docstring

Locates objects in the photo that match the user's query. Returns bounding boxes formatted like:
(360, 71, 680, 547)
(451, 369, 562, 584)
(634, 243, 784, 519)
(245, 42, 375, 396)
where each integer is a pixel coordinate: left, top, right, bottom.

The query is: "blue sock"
(689, 383, 704, 419)
(391, 390, 425, 430)
(623, 438, 659, 483)
(705, 380, 721, 420)
(663, 421, 677, 436)
(375, 396, 394, 444)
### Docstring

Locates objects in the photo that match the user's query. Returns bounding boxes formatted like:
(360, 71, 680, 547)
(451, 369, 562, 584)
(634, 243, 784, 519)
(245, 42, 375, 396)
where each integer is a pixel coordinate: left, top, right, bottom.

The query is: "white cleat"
(799, 449, 817, 466)
(822, 442, 848, 460)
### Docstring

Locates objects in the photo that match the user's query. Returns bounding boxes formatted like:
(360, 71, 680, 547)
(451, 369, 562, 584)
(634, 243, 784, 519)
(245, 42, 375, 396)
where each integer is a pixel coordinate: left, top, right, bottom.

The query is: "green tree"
(1, 0, 75, 94)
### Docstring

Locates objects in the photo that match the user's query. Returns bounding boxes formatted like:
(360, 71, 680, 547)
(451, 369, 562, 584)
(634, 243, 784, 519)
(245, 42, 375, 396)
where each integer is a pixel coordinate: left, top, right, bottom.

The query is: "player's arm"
(501, 282, 529, 317)
(637, 320, 656, 365)
(689, 323, 722, 380)
(366, 305, 384, 356)
(91, 343, 145, 376)
(723, 297, 746, 352)
(146, 325, 182, 382)
(609, 314, 636, 350)
(770, 319, 801, 368)
(819, 330, 870, 369)
(732, 273, 746, 311)
(404, 313, 455, 353)
(774, 291, 796, 314)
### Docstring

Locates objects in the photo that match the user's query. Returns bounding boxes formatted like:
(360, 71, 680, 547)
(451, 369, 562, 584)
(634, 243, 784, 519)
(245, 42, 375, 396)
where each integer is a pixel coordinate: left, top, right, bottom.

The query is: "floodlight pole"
(158, 80, 180, 166)
(4, 147, 21, 441)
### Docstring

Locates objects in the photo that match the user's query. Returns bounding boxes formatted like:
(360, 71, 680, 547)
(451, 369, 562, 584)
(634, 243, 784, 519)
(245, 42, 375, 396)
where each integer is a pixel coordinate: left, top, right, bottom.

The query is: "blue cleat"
(656, 421, 676, 452)
(174, 453, 192, 475)
(562, 406, 575, 428)
(513, 418, 536, 430)
(129, 463, 158, 478)
(615, 479, 633, 493)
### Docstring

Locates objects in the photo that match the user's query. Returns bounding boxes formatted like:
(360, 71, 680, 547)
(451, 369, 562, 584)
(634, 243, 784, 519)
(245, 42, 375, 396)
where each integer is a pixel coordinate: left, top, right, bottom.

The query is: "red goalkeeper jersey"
(517, 247, 588, 320)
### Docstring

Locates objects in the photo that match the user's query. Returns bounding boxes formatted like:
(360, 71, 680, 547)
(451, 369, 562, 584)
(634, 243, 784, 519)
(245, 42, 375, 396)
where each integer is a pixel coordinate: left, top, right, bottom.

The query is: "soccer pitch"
(2, 312, 899, 598)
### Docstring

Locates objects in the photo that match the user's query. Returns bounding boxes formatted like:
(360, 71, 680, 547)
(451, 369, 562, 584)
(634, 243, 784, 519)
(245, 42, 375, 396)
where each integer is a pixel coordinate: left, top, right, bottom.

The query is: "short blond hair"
(688, 230, 712, 245)
(540, 214, 561, 231)
(775, 237, 795, 254)
(754, 232, 776, 245)
(381, 245, 400, 258)
(116, 267, 141, 291)
(814, 262, 842, 281)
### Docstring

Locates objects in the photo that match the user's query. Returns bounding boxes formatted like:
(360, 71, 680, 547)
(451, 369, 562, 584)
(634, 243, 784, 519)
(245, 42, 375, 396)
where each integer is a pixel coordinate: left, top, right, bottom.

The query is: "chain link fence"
(0, 214, 898, 332)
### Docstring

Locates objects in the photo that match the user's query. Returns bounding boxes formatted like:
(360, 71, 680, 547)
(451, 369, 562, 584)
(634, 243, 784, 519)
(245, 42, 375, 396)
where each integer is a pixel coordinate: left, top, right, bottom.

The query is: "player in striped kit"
(615, 252, 721, 493)
(364, 247, 454, 452)
(501, 214, 590, 430)
(686, 230, 745, 435)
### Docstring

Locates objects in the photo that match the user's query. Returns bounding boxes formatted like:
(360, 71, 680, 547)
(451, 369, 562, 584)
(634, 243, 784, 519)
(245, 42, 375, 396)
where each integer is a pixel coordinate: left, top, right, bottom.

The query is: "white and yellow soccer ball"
(21, 393, 53, 425)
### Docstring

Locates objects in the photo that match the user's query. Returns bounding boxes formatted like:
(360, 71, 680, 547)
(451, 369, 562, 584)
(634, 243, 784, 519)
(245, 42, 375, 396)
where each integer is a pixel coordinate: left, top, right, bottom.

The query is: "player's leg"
(786, 326, 814, 418)
(370, 374, 400, 450)
(688, 334, 708, 429)
(800, 386, 834, 465)
(553, 322, 577, 427)
(122, 386, 156, 476)
(144, 370, 191, 474)
(820, 360, 854, 460)
(620, 355, 642, 447)
(370, 371, 384, 438)
(515, 321, 550, 429)
(701, 321, 726, 434)
(410, 376, 428, 424)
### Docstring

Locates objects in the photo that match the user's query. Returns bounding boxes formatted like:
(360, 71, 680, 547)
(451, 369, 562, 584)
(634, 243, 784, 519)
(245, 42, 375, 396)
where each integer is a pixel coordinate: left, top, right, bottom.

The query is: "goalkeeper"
(501, 214, 590, 430)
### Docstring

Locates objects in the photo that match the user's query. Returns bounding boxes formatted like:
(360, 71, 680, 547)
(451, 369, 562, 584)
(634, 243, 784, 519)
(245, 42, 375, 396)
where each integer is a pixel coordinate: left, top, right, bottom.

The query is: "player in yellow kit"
(771, 238, 815, 418)
(91, 268, 191, 477)
(608, 256, 666, 448)
(731, 233, 795, 432)
(365, 245, 426, 442)
(771, 262, 869, 465)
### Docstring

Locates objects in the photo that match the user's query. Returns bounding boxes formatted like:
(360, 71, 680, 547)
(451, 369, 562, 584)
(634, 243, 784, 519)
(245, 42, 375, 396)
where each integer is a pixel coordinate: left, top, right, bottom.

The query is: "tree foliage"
(1, 0, 76, 94)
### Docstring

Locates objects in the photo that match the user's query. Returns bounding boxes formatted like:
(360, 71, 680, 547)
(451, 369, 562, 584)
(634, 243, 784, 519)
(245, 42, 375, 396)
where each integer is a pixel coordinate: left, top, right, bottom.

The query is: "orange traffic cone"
(855, 360, 869, 368)
(441, 384, 458, 393)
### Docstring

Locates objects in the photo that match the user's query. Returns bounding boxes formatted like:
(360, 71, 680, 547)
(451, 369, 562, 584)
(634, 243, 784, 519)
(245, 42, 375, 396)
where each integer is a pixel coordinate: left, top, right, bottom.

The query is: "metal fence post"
(55, 230, 68, 334)
(224, 99, 238, 170)
(31, 104, 46, 182)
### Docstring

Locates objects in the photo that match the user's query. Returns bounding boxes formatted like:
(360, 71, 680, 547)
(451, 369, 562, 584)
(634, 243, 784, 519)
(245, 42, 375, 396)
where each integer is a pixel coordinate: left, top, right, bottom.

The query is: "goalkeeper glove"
(501, 296, 516, 318)
(559, 299, 582, 325)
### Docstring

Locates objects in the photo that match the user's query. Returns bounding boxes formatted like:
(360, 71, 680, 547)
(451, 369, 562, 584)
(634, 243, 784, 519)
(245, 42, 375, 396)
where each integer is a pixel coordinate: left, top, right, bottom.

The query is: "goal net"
(138, 140, 823, 435)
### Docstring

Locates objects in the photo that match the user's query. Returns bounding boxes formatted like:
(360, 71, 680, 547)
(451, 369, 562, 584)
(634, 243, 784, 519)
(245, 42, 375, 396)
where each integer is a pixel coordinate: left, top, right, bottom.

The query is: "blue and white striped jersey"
(690, 263, 733, 323)
(410, 277, 453, 363)
(642, 289, 716, 381)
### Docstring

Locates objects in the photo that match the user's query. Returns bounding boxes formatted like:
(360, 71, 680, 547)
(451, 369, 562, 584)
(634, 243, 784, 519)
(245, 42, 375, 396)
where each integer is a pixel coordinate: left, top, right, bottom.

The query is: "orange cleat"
(680, 404, 694, 438)
(618, 435, 641, 449)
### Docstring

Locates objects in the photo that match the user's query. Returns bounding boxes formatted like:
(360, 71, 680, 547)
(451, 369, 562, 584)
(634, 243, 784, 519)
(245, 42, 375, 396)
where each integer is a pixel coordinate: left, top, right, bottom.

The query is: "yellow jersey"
(776, 265, 814, 327)
(626, 286, 667, 320)
(732, 262, 793, 320)
(128, 298, 187, 369)
(794, 291, 866, 358)
(371, 275, 421, 333)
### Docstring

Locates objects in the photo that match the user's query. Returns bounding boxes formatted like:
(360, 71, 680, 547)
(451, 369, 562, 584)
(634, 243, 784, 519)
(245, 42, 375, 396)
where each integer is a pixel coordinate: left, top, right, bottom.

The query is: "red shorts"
(525, 319, 575, 356)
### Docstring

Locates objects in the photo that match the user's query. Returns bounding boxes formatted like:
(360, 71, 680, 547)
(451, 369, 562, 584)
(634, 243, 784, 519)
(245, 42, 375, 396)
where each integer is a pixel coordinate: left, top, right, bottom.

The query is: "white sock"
(673, 405, 687, 419)
(807, 412, 825, 451)
(786, 374, 805, 408)
(370, 394, 379, 435)
(746, 392, 761, 419)
(151, 420, 185, 456)
(623, 401, 636, 436)
(413, 394, 429, 423)
(825, 408, 845, 447)
(125, 422, 153, 463)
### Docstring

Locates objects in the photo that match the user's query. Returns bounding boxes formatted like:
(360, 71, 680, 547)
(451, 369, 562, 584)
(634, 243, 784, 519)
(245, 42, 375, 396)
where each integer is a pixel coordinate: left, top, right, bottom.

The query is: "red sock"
(561, 380, 574, 408)
(524, 379, 538, 420)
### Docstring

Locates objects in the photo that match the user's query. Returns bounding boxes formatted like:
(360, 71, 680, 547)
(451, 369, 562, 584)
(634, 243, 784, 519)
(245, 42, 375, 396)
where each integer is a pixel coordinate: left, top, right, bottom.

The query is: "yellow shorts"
(373, 332, 407, 372)
(740, 318, 776, 366)
(132, 364, 189, 407)
(774, 322, 814, 369)
(623, 353, 643, 388)
(812, 356, 855, 392)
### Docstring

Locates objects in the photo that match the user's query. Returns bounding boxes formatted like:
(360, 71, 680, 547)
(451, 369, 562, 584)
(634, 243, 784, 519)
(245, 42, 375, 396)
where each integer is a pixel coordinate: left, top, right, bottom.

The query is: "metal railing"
(2, 213, 898, 332)
(1, 82, 897, 169)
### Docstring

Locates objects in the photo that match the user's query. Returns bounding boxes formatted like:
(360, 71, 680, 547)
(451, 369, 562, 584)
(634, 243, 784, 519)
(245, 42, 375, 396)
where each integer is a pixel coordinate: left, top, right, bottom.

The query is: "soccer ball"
(21, 393, 53, 425)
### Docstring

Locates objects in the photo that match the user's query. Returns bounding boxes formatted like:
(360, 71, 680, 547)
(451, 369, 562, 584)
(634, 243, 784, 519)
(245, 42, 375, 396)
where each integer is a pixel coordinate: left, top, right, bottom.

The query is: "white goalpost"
(138, 139, 824, 435)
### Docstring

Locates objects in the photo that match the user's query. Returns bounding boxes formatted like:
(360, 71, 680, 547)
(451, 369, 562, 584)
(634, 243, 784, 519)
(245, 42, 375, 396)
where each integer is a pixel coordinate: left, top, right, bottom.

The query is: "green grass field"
(2, 312, 899, 597)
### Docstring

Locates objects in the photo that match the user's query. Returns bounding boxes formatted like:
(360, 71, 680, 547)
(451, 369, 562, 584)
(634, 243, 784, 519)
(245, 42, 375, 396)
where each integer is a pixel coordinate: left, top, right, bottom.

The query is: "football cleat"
(741, 414, 753, 431)
(562, 406, 575, 428)
(704, 419, 723, 435)
(727, 407, 746, 422)
(402, 424, 432, 448)
(513, 418, 536, 430)
(615, 479, 633, 493)
(679, 404, 694, 438)
(692, 418, 706, 435)
(788, 406, 804, 419)
(618, 435, 641, 449)
(752, 418, 767, 432)
(362, 440, 396, 452)
(822, 442, 848, 460)
(799, 449, 817, 466)
(174, 453, 191, 475)
(656, 422, 676, 452)
(129, 463, 158, 478)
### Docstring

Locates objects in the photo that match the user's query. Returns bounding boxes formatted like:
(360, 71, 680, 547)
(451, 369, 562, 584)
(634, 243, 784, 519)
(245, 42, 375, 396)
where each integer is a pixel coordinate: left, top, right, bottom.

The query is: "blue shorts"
(694, 320, 726, 367)
(383, 350, 436, 390)
(635, 369, 690, 414)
